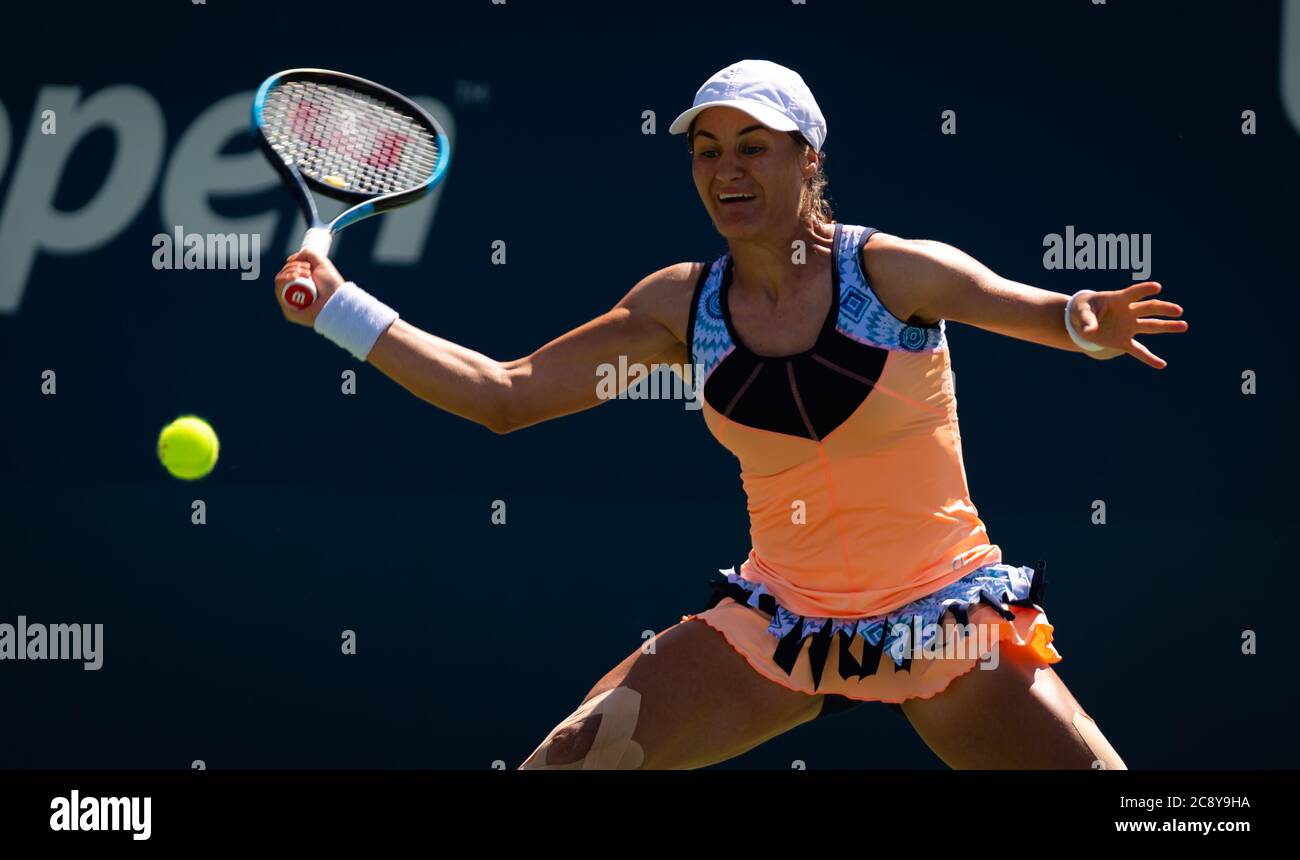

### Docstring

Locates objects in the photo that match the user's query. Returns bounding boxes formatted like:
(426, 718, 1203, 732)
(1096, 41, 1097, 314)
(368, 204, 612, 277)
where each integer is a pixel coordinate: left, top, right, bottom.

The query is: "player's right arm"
(273, 253, 697, 434)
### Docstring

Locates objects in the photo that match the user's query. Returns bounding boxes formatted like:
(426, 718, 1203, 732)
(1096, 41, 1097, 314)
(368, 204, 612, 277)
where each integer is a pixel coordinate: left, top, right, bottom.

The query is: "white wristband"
(1064, 290, 1106, 353)
(312, 281, 399, 361)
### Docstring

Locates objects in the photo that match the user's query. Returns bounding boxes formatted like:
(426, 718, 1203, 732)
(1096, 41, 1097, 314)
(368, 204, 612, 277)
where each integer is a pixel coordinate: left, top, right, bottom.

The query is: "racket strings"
(261, 80, 440, 196)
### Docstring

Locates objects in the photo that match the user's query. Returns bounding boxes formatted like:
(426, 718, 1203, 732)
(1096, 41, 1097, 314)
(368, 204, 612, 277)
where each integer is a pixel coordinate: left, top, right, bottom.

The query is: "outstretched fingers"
(1130, 299, 1184, 318)
(1135, 318, 1189, 334)
(1118, 281, 1163, 303)
(1127, 337, 1167, 370)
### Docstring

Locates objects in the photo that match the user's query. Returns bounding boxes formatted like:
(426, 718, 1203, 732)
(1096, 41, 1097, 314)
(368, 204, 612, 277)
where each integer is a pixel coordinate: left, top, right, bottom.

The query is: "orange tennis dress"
(681, 223, 1061, 706)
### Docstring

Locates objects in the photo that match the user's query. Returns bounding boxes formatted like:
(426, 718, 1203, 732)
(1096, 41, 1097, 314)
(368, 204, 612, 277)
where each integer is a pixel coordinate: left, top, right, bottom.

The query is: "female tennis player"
(273, 59, 1187, 769)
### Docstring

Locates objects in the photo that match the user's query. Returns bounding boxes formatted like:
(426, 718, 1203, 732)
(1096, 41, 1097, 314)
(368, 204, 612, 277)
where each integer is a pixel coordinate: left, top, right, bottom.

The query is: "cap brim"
(668, 100, 801, 136)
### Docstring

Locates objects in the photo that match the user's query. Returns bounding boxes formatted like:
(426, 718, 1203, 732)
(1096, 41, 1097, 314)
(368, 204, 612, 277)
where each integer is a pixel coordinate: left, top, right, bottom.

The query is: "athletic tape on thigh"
(1073, 711, 1126, 770)
(524, 687, 645, 770)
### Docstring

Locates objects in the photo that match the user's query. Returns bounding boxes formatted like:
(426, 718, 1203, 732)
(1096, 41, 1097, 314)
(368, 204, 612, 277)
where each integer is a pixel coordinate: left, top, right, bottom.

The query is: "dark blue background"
(1, 0, 1295, 768)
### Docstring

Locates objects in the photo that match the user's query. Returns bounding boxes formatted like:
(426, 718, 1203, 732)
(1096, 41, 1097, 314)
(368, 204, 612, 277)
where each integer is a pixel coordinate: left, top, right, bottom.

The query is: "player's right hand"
(273, 249, 346, 327)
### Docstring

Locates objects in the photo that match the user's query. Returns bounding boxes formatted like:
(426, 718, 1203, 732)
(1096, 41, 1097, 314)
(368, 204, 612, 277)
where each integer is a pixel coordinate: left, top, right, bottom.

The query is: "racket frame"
(251, 68, 451, 306)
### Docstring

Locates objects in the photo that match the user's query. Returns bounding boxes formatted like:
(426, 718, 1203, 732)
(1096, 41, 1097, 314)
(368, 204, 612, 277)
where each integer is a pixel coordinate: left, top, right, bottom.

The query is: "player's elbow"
(492, 397, 544, 435)
(486, 360, 527, 434)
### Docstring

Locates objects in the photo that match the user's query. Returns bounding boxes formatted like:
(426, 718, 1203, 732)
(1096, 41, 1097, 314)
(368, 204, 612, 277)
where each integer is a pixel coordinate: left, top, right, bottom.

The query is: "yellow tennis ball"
(157, 415, 220, 481)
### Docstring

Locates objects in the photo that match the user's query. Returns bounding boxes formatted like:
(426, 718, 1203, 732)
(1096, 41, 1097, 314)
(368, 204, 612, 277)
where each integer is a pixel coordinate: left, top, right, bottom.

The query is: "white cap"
(669, 59, 827, 152)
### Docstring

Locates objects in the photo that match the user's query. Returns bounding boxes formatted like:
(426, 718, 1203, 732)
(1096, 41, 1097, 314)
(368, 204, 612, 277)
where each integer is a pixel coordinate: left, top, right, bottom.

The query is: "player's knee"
(519, 687, 646, 770)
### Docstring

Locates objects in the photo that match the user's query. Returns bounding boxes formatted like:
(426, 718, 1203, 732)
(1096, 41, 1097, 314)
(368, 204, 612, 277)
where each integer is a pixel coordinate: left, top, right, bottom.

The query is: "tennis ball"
(157, 415, 219, 481)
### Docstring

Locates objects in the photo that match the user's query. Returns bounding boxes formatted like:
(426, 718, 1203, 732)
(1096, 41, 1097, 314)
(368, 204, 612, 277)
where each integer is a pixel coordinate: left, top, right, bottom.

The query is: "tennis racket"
(252, 68, 451, 310)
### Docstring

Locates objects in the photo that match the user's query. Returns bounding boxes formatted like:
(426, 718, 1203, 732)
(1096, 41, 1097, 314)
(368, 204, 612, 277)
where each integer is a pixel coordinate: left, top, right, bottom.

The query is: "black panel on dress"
(703, 334, 889, 441)
(704, 351, 803, 437)
(791, 335, 889, 439)
(700, 222, 892, 441)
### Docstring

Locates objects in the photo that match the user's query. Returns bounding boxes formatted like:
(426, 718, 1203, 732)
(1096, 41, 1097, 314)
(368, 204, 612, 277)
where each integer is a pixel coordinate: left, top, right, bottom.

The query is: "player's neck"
(727, 220, 834, 303)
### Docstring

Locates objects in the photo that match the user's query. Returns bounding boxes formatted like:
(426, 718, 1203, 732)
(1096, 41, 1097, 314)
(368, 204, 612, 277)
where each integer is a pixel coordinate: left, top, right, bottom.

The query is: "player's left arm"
(864, 236, 1188, 369)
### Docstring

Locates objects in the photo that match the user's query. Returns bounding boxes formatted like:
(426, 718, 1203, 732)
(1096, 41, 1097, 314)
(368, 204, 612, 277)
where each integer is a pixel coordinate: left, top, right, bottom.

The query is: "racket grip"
(282, 277, 318, 310)
(283, 227, 334, 309)
(301, 227, 333, 258)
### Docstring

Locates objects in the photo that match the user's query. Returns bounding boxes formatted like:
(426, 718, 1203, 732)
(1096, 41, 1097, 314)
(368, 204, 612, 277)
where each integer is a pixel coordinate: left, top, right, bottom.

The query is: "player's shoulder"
(644, 260, 706, 291)
(860, 233, 967, 325)
(620, 261, 703, 309)
(861, 232, 959, 283)
(616, 261, 705, 343)
(861, 231, 944, 262)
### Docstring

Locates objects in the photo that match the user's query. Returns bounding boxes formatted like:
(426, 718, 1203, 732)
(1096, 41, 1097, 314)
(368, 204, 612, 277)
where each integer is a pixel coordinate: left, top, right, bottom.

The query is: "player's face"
(690, 106, 811, 240)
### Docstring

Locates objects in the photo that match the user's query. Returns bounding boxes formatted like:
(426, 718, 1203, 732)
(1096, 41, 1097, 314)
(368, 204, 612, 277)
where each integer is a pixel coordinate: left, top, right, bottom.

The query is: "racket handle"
(282, 277, 318, 310)
(301, 227, 333, 258)
(282, 228, 335, 310)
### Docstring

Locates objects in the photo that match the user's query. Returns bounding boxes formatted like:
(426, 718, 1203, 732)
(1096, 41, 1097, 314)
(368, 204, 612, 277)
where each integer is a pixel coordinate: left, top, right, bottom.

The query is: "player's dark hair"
(787, 131, 833, 228)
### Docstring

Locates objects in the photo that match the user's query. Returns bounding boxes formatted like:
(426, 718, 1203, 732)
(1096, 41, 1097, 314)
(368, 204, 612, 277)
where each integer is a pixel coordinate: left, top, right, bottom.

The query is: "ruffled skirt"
(681, 560, 1061, 704)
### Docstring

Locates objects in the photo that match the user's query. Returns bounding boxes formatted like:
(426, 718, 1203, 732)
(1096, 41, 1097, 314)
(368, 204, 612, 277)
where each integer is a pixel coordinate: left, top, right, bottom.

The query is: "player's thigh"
(522, 618, 824, 770)
(899, 643, 1127, 769)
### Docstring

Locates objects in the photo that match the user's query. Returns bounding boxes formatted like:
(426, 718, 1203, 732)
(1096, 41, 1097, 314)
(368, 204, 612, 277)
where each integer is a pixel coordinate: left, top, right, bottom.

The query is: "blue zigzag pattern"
(834, 224, 946, 354)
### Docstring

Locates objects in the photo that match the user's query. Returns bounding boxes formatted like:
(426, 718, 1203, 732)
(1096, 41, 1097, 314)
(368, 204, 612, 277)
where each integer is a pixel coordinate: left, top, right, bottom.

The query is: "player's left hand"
(1070, 282, 1188, 369)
